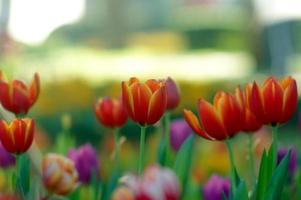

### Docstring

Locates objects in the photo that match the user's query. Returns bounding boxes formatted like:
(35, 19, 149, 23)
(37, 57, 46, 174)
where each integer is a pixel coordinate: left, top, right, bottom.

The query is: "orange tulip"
(235, 85, 262, 132)
(250, 76, 298, 126)
(165, 77, 180, 110)
(183, 91, 243, 140)
(42, 153, 78, 196)
(0, 118, 35, 154)
(122, 77, 167, 126)
(94, 97, 128, 128)
(0, 71, 40, 115)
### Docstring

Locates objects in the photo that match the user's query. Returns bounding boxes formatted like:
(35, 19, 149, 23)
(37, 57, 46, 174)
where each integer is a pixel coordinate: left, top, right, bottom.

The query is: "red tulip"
(0, 118, 35, 154)
(165, 77, 180, 110)
(122, 77, 167, 126)
(235, 85, 262, 132)
(0, 72, 40, 115)
(250, 76, 298, 126)
(94, 97, 128, 128)
(183, 91, 243, 140)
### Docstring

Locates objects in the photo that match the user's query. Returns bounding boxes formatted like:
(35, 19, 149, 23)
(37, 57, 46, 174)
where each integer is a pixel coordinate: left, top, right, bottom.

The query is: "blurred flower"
(0, 118, 35, 154)
(277, 147, 297, 177)
(0, 72, 40, 115)
(170, 119, 192, 151)
(0, 194, 18, 200)
(111, 186, 135, 200)
(42, 153, 78, 196)
(203, 175, 230, 200)
(0, 143, 15, 168)
(122, 77, 167, 126)
(165, 77, 180, 110)
(184, 91, 243, 140)
(235, 85, 262, 132)
(116, 165, 181, 200)
(250, 76, 298, 126)
(68, 143, 99, 184)
(94, 97, 128, 128)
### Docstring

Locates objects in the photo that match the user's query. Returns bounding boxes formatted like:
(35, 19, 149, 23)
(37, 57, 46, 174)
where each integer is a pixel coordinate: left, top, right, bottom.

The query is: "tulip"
(183, 91, 243, 141)
(68, 143, 100, 184)
(235, 85, 262, 133)
(165, 77, 180, 110)
(250, 76, 298, 126)
(42, 153, 78, 196)
(122, 77, 167, 174)
(121, 77, 167, 126)
(277, 147, 297, 178)
(94, 97, 128, 129)
(203, 175, 231, 200)
(0, 72, 40, 115)
(117, 165, 181, 200)
(0, 118, 35, 154)
(170, 119, 192, 152)
(0, 143, 15, 168)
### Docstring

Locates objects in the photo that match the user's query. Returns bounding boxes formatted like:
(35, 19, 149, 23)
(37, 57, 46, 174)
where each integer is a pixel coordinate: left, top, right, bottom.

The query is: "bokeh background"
(0, 0, 301, 196)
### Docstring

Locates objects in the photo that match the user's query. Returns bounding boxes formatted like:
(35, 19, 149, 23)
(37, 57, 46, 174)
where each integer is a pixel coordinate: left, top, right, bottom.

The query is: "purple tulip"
(203, 175, 231, 200)
(170, 119, 192, 151)
(277, 147, 297, 177)
(68, 143, 99, 184)
(0, 143, 15, 168)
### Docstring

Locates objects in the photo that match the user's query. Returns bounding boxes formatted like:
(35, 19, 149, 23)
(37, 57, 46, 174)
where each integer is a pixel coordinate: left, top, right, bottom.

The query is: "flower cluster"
(184, 76, 298, 140)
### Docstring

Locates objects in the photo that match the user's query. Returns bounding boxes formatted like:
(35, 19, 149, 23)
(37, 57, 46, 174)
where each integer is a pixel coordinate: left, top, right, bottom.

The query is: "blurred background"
(1, 0, 301, 192)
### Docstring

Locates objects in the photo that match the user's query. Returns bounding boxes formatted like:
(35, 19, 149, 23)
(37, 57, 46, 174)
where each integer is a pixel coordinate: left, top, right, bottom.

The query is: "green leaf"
(16, 154, 30, 196)
(157, 138, 166, 166)
(264, 150, 291, 200)
(255, 150, 268, 200)
(103, 168, 120, 200)
(234, 181, 249, 200)
(173, 135, 195, 198)
(69, 186, 80, 200)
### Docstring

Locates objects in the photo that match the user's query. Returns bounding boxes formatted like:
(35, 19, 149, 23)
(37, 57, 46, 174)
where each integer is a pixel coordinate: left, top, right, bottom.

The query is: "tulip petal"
(12, 80, 31, 114)
(98, 98, 114, 127)
(122, 81, 135, 120)
(132, 83, 152, 125)
(146, 79, 161, 93)
(166, 77, 180, 110)
(281, 78, 298, 123)
(0, 81, 14, 112)
(198, 99, 227, 140)
(23, 119, 35, 152)
(251, 82, 267, 124)
(29, 73, 40, 105)
(11, 119, 27, 153)
(183, 109, 212, 140)
(112, 98, 128, 127)
(243, 109, 262, 132)
(0, 120, 16, 153)
(262, 78, 283, 124)
(147, 86, 167, 125)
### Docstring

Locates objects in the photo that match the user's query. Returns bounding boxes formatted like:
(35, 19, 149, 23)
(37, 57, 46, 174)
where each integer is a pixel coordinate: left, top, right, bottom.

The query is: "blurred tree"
(0, 0, 11, 56)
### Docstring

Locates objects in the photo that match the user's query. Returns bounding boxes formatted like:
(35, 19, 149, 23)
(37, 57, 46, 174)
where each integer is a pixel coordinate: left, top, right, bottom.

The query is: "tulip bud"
(203, 175, 230, 200)
(165, 77, 180, 110)
(0, 72, 40, 115)
(68, 143, 99, 184)
(277, 147, 297, 178)
(0, 118, 35, 154)
(42, 153, 78, 195)
(170, 119, 192, 151)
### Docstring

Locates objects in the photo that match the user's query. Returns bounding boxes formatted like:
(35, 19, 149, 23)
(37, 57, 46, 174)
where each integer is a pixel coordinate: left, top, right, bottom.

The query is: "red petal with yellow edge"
(250, 82, 267, 124)
(280, 78, 298, 123)
(10, 119, 27, 153)
(262, 78, 283, 124)
(146, 79, 161, 93)
(218, 93, 242, 136)
(29, 73, 40, 105)
(147, 86, 166, 125)
(12, 81, 31, 114)
(131, 83, 145, 125)
(129, 77, 139, 86)
(183, 109, 212, 140)
(23, 119, 35, 152)
(198, 99, 227, 140)
(234, 86, 245, 110)
(245, 83, 253, 108)
(0, 120, 16, 153)
(122, 81, 135, 120)
(135, 84, 152, 125)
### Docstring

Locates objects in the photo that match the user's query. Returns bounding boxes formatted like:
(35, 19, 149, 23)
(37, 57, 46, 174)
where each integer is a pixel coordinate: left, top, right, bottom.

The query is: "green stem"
(225, 139, 237, 196)
(248, 134, 256, 185)
(164, 112, 171, 166)
(272, 126, 278, 170)
(138, 126, 146, 175)
(114, 128, 120, 168)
